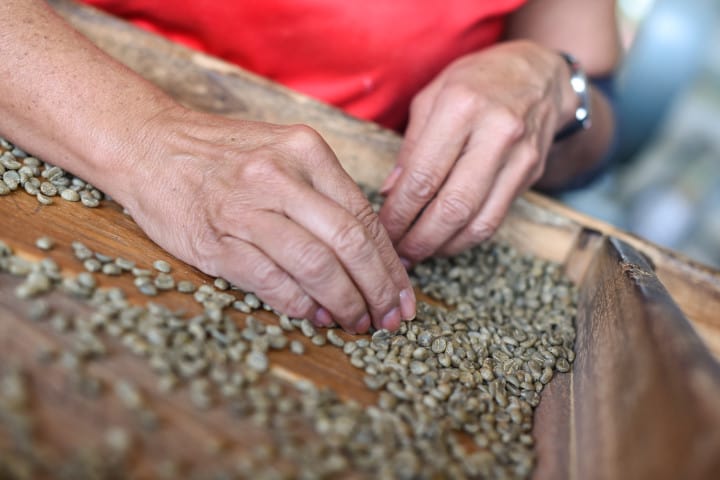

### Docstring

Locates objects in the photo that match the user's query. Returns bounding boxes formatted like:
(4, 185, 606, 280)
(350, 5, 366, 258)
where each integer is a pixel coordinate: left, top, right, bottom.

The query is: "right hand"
(114, 107, 415, 333)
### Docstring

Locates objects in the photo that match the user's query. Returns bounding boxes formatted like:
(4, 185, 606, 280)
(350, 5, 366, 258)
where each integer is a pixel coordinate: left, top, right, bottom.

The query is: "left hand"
(379, 40, 577, 264)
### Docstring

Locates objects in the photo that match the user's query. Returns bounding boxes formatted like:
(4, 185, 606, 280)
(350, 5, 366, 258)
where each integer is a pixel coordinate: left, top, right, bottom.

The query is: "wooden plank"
(0, 191, 391, 478)
(0, 190, 378, 402)
(531, 228, 605, 480)
(1, 175, 575, 479)
(3, 198, 718, 478)
(567, 237, 720, 479)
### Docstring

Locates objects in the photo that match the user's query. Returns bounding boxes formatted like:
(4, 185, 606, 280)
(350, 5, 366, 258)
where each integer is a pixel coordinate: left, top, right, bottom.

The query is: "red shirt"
(82, 0, 526, 129)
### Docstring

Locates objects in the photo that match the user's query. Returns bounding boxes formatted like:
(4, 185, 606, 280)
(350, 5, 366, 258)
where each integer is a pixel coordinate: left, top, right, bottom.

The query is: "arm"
(0, 0, 176, 197)
(378, 0, 620, 263)
(0, 0, 415, 332)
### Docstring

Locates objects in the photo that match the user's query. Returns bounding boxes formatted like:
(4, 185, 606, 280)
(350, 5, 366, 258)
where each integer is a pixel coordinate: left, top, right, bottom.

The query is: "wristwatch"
(554, 52, 592, 141)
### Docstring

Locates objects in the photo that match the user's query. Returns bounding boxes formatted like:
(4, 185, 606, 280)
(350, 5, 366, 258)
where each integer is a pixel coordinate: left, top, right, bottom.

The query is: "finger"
(260, 124, 414, 328)
(208, 236, 319, 320)
(401, 80, 444, 166)
(379, 93, 471, 244)
(394, 129, 512, 264)
(380, 81, 443, 194)
(282, 181, 410, 331)
(350, 199, 417, 326)
(308, 161, 417, 324)
(276, 123, 413, 301)
(243, 211, 371, 333)
(438, 143, 539, 256)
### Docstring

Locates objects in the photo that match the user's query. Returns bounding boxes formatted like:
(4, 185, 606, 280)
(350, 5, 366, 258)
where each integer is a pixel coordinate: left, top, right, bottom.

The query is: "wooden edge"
(501, 196, 720, 357)
(532, 228, 605, 480)
(570, 237, 720, 480)
(531, 359, 572, 480)
(523, 192, 720, 334)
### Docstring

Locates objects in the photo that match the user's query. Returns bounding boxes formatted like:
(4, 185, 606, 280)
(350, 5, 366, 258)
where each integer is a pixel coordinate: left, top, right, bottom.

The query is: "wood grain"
(575, 238, 720, 479)
(0, 190, 379, 478)
(534, 235, 720, 480)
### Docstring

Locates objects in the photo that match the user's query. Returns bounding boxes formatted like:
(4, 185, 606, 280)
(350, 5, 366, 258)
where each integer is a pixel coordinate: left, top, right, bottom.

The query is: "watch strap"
(554, 52, 592, 142)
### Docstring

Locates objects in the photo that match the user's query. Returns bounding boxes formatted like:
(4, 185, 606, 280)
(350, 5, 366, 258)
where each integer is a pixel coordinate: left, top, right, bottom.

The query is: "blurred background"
(559, 0, 720, 268)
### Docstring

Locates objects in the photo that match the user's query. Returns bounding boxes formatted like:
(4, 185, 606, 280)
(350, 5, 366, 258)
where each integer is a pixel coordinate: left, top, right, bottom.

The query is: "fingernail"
(399, 288, 416, 321)
(379, 166, 402, 195)
(354, 313, 371, 334)
(381, 307, 402, 331)
(400, 257, 413, 269)
(314, 307, 334, 327)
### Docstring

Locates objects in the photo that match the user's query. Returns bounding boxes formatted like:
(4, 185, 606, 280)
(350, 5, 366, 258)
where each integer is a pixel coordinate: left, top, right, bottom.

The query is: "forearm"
(0, 0, 179, 207)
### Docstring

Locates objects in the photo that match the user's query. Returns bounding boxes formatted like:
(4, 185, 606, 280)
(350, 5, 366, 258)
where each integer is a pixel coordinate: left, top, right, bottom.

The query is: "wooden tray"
(0, 2, 718, 478)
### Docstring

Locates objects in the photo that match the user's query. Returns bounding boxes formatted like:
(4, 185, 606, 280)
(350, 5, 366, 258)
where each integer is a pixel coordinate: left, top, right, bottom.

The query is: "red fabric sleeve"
(81, 0, 526, 130)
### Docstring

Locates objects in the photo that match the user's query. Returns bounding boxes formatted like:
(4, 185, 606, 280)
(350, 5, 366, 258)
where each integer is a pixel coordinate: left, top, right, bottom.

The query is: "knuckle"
(405, 168, 437, 203)
(283, 124, 325, 152)
(188, 223, 225, 277)
(358, 211, 396, 260)
(282, 124, 338, 171)
(401, 239, 434, 263)
(519, 144, 541, 169)
(494, 107, 526, 141)
(444, 84, 481, 115)
(277, 293, 314, 318)
(354, 203, 384, 239)
(443, 85, 480, 121)
(332, 221, 370, 255)
(294, 240, 334, 279)
(366, 280, 396, 310)
(238, 155, 284, 184)
(517, 144, 544, 183)
(468, 216, 501, 242)
(340, 302, 368, 326)
(251, 267, 313, 318)
(247, 255, 287, 291)
(438, 193, 474, 226)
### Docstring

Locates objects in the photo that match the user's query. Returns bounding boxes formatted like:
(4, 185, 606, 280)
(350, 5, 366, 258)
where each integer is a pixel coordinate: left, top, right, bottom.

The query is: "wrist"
(554, 52, 592, 141)
(82, 99, 187, 211)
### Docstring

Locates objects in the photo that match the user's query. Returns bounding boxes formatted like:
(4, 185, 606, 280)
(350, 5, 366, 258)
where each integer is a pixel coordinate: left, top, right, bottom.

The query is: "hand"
(116, 108, 416, 333)
(378, 40, 577, 264)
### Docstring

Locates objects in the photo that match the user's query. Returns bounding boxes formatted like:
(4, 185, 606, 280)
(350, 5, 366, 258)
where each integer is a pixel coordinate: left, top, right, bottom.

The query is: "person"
(0, 0, 619, 333)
